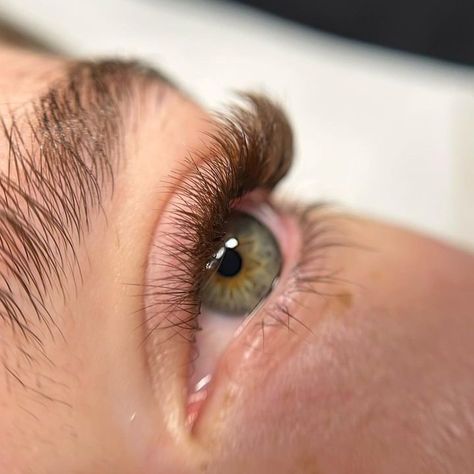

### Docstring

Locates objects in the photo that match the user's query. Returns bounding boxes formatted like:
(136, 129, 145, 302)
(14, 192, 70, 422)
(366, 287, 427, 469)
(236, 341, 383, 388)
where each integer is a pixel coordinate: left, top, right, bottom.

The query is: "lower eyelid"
(201, 203, 339, 387)
(211, 202, 342, 353)
(189, 198, 295, 385)
(189, 204, 335, 428)
(144, 183, 340, 432)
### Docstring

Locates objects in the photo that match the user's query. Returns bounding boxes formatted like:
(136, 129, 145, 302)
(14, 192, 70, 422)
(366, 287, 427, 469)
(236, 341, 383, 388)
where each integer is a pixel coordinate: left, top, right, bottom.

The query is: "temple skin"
(0, 43, 473, 474)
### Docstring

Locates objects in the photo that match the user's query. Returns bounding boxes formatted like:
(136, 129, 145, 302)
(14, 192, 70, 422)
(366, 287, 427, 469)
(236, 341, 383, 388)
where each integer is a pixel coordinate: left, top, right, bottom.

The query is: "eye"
(190, 206, 284, 396)
(200, 211, 281, 316)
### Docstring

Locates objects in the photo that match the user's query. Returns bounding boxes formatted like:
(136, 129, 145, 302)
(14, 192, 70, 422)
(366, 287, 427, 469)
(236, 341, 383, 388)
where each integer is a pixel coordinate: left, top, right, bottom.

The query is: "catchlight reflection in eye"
(200, 211, 281, 315)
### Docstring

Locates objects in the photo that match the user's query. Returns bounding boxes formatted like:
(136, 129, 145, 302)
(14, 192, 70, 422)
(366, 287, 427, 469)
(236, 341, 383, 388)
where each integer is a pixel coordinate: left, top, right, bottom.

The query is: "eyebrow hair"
(0, 60, 171, 355)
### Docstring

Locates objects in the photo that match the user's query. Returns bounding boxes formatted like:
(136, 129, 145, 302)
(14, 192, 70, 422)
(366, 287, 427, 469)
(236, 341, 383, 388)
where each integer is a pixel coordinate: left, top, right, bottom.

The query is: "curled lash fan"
(143, 94, 293, 343)
(142, 93, 350, 429)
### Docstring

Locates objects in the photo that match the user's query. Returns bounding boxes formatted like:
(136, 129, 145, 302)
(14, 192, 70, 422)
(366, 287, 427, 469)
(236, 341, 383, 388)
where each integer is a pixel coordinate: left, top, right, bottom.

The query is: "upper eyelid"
(143, 93, 294, 343)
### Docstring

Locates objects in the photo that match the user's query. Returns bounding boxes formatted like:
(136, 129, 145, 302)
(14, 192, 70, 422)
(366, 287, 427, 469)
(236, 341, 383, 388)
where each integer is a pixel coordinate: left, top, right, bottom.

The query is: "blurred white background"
(0, 0, 473, 248)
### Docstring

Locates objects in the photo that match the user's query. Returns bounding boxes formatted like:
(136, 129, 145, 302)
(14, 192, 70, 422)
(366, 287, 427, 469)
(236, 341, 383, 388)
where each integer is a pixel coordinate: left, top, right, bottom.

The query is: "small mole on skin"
(297, 454, 320, 474)
(337, 292, 353, 310)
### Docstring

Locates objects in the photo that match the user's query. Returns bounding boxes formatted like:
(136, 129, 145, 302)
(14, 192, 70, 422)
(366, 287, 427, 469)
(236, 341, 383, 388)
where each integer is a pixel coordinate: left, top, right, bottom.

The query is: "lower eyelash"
(249, 203, 356, 348)
(142, 194, 350, 352)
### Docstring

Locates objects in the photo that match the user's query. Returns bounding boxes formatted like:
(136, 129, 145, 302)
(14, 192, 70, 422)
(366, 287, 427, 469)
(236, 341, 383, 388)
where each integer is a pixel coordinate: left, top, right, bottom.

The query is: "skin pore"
(0, 38, 473, 474)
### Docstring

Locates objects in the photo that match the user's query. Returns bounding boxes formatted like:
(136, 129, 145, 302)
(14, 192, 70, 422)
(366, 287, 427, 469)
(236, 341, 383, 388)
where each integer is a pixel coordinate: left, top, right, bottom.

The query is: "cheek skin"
(196, 217, 474, 474)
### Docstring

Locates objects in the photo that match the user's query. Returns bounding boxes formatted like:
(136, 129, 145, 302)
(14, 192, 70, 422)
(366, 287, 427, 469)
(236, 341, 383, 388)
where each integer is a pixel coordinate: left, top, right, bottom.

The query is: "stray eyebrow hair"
(0, 60, 171, 351)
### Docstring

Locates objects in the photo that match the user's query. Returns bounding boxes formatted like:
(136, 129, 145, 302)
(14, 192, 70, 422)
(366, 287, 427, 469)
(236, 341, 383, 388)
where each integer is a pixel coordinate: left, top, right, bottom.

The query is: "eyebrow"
(0, 60, 172, 351)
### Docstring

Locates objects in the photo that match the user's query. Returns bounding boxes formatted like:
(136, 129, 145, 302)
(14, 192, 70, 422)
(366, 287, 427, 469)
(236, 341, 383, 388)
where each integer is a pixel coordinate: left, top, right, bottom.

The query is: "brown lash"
(142, 93, 294, 342)
(143, 95, 355, 350)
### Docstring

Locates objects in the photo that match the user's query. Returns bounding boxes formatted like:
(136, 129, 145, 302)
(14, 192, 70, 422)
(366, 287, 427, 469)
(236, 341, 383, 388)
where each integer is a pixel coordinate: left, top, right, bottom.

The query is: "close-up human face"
(0, 40, 473, 474)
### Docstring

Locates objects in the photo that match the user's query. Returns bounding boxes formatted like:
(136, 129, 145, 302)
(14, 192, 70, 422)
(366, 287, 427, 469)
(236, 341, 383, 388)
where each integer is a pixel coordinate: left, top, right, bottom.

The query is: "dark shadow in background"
(228, 0, 474, 66)
(0, 19, 54, 52)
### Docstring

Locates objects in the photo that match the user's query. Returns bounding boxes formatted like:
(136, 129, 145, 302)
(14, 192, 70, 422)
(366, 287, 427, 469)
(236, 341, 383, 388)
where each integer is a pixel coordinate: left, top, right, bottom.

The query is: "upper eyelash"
(142, 94, 358, 365)
(142, 94, 293, 342)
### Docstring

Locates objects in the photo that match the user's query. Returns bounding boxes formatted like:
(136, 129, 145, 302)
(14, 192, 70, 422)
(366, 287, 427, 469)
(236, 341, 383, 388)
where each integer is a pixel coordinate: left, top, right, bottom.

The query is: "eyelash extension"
(143, 93, 293, 343)
(143, 95, 357, 355)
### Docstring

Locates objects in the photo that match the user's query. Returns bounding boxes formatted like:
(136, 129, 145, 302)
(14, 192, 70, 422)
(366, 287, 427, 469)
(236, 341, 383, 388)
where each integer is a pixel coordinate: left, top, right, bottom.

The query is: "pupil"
(217, 248, 242, 278)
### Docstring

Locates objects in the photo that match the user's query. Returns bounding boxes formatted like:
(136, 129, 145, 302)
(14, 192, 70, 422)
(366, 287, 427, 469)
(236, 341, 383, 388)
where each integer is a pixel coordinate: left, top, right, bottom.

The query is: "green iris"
(200, 211, 281, 315)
